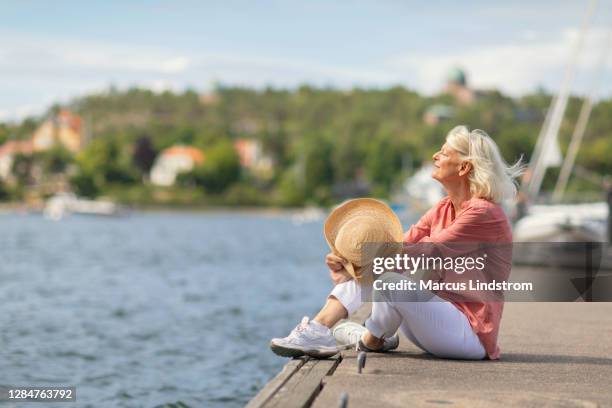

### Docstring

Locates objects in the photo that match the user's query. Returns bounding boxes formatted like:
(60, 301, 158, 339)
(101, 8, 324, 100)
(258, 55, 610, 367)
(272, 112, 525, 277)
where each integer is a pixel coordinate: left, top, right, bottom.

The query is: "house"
(233, 139, 273, 179)
(150, 145, 205, 186)
(32, 110, 83, 153)
(0, 140, 34, 181)
(423, 68, 481, 125)
(234, 139, 261, 168)
(0, 110, 82, 184)
(444, 67, 476, 105)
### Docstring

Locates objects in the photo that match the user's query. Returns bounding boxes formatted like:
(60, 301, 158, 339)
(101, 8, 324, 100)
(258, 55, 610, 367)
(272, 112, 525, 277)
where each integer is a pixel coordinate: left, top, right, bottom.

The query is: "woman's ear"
(459, 161, 472, 177)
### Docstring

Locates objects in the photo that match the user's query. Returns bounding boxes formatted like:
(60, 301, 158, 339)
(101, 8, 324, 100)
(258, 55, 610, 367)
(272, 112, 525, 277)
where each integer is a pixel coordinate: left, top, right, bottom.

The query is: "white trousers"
(330, 272, 486, 360)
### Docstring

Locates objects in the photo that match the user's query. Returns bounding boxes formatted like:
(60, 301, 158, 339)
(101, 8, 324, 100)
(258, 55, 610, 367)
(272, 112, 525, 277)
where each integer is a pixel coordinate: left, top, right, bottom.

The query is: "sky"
(1, 0, 611, 122)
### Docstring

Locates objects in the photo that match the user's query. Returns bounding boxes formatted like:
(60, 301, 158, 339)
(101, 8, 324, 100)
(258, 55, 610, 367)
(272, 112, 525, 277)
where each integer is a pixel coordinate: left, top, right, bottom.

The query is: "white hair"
(446, 125, 525, 203)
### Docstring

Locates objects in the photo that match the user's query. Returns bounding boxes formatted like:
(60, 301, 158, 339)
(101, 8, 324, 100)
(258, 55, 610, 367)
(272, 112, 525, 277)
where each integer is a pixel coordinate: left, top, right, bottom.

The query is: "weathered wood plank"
(264, 356, 341, 408)
(247, 303, 371, 408)
(245, 358, 307, 408)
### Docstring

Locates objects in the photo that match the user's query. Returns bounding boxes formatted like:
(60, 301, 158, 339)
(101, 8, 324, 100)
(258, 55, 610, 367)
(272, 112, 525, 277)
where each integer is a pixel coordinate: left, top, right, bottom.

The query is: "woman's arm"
(403, 204, 436, 243)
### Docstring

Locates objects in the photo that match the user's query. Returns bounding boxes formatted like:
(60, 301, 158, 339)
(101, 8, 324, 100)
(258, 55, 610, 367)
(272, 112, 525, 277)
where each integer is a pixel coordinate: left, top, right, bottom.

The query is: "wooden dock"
(247, 300, 612, 407)
(246, 306, 370, 408)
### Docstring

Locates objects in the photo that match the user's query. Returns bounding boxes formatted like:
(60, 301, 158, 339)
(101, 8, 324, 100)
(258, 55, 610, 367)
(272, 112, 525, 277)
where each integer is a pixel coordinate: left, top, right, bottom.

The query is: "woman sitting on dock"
(270, 125, 523, 360)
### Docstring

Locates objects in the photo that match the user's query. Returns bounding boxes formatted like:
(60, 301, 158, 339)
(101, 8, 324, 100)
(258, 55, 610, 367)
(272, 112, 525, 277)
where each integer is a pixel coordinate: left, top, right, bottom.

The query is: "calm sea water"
(0, 211, 351, 408)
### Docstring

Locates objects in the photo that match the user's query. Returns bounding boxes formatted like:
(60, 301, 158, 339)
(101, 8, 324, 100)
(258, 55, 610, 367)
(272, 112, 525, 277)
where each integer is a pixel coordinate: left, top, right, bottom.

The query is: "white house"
(233, 138, 274, 179)
(150, 145, 204, 186)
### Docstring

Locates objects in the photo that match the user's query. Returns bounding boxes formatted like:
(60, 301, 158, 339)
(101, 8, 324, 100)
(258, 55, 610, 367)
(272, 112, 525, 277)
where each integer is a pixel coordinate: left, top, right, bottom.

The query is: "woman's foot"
(332, 321, 399, 352)
(270, 317, 339, 358)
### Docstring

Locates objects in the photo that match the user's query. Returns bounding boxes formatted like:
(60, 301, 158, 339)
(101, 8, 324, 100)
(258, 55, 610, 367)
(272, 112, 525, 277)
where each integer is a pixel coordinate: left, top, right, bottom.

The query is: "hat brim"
(324, 198, 404, 281)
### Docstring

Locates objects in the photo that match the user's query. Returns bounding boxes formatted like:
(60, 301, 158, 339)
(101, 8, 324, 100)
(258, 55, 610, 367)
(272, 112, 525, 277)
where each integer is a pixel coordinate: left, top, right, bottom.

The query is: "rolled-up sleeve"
(404, 206, 435, 243)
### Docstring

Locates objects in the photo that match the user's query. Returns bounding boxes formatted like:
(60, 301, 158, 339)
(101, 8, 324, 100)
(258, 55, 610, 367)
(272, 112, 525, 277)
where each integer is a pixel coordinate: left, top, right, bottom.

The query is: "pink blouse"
(404, 196, 512, 360)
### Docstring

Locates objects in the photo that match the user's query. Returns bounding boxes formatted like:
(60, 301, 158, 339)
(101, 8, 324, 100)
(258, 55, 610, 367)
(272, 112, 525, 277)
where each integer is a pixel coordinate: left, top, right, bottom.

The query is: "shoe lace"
(348, 331, 362, 345)
(287, 317, 310, 340)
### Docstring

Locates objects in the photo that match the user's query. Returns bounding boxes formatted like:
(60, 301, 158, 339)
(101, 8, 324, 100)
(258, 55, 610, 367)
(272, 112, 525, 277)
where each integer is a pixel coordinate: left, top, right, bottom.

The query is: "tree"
(73, 137, 137, 195)
(1, 84, 608, 206)
(0, 179, 10, 201)
(182, 141, 241, 193)
(132, 135, 157, 177)
(37, 145, 73, 174)
(11, 154, 35, 186)
(365, 133, 403, 191)
(300, 133, 334, 203)
(70, 172, 99, 198)
(0, 124, 9, 146)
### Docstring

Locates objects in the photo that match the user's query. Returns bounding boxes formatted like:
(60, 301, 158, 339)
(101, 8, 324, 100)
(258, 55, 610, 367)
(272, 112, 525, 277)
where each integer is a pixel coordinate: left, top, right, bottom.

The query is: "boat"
(513, 202, 607, 242)
(291, 206, 326, 226)
(395, 164, 445, 215)
(513, 0, 612, 270)
(44, 193, 122, 220)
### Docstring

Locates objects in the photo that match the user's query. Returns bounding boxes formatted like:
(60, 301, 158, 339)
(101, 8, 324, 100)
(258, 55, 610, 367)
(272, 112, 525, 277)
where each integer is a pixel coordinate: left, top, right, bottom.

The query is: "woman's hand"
(326, 253, 352, 285)
(330, 268, 352, 285)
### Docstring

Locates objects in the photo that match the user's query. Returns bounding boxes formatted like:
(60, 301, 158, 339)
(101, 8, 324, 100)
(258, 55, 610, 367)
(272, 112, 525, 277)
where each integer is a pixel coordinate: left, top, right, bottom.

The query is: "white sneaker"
(270, 317, 339, 358)
(333, 321, 399, 352)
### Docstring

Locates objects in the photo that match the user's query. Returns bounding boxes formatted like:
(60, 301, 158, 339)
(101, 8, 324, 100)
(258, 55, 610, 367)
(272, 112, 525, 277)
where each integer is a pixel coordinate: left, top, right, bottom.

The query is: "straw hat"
(324, 198, 404, 283)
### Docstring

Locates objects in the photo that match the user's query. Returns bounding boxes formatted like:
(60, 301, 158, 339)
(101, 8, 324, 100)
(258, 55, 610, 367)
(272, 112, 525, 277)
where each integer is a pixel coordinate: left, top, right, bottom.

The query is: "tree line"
(0, 85, 610, 206)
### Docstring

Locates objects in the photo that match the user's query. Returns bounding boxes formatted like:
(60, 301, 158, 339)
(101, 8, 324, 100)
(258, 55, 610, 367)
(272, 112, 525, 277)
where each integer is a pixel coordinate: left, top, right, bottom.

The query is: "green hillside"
(0, 85, 610, 207)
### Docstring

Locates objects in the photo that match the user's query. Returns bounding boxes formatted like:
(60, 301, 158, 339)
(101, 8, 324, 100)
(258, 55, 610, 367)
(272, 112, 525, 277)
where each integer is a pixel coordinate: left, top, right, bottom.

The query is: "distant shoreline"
(0, 201, 326, 216)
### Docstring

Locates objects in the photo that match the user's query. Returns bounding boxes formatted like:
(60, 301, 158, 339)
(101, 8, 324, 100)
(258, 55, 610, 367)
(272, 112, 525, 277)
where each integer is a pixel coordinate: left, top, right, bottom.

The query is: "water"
(0, 211, 338, 408)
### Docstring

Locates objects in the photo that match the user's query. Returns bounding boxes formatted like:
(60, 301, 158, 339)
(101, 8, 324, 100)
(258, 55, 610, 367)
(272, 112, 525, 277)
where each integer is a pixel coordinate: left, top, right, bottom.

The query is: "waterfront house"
(233, 138, 274, 179)
(32, 110, 84, 153)
(150, 145, 205, 186)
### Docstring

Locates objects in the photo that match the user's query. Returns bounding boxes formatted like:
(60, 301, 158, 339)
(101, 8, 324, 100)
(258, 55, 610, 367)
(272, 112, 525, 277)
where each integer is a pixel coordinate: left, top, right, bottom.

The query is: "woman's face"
(431, 143, 467, 183)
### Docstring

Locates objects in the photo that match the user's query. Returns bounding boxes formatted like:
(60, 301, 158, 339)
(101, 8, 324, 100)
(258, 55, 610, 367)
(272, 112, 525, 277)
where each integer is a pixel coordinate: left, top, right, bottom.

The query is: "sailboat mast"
(552, 28, 612, 201)
(526, 0, 598, 200)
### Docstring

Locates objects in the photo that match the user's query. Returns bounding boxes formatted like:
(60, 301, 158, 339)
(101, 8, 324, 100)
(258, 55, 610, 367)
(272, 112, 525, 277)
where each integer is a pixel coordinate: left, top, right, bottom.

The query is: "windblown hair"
(446, 125, 525, 203)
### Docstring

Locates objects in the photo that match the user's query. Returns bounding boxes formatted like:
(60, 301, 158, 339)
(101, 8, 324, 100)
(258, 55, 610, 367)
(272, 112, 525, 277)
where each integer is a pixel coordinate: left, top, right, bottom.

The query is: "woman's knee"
(329, 280, 362, 315)
(372, 272, 418, 303)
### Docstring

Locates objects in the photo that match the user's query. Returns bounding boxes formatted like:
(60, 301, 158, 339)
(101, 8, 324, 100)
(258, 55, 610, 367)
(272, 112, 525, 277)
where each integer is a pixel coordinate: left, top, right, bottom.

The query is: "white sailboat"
(513, 202, 607, 242)
(514, 0, 610, 245)
(512, 0, 612, 270)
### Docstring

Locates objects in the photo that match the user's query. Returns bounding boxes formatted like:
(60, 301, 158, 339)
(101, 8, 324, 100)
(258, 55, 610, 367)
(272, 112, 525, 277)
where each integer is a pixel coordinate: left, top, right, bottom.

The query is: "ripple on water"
(277, 291, 292, 301)
(112, 308, 129, 318)
(157, 348, 183, 356)
(153, 401, 191, 408)
(182, 293, 205, 302)
(129, 331, 160, 341)
(157, 385, 178, 392)
(84, 372, 116, 383)
(54, 350, 98, 361)
(227, 306, 242, 316)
